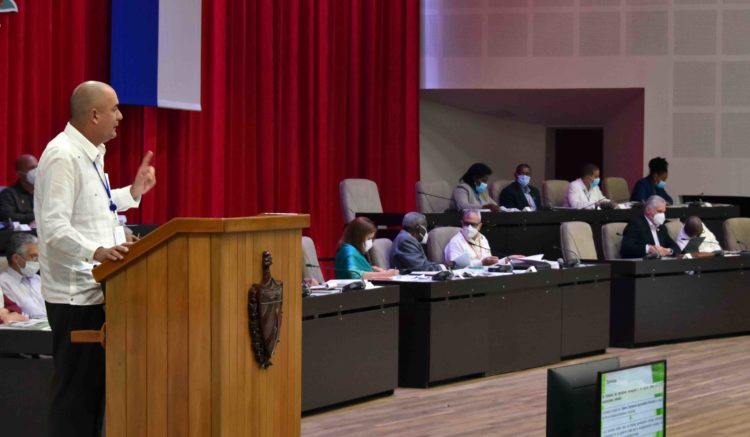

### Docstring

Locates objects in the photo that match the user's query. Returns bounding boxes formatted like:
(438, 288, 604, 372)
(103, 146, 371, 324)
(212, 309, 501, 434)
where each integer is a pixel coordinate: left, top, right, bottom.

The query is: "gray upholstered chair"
(560, 221, 598, 261)
(301, 236, 325, 284)
(369, 238, 393, 269)
(339, 178, 383, 223)
(426, 226, 461, 264)
(489, 179, 513, 204)
(542, 180, 570, 208)
(664, 220, 682, 241)
(416, 180, 451, 214)
(603, 177, 630, 203)
(601, 222, 628, 260)
(723, 217, 750, 251)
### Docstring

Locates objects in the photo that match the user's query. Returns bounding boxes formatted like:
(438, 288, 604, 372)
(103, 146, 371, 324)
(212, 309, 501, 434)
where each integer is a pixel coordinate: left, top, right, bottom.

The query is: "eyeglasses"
(462, 222, 481, 228)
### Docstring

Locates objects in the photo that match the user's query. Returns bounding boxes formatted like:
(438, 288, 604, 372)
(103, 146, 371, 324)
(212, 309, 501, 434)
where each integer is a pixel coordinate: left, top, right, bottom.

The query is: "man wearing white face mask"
(620, 195, 681, 259)
(0, 233, 46, 317)
(390, 212, 445, 273)
(0, 154, 38, 224)
(444, 209, 502, 267)
(565, 163, 610, 209)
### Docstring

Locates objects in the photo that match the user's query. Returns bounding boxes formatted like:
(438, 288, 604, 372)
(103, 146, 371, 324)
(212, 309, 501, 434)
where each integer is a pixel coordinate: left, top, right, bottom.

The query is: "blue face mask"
(475, 182, 488, 194)
(656, 180, 667, 189)
(591, 177, 601, 188)
(517, 175, 531, 187)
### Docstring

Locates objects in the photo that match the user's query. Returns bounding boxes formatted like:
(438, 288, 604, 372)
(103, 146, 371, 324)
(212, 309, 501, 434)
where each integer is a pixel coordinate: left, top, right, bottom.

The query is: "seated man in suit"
(0, 154, 38, 224)
(565, 163, 610, 209)
(675, 216, 722, 253)
(620, 195, 681, 258)
(631, 157, 673, 205)
(499, 163, 542, 211)
(389, 212, 444, 273)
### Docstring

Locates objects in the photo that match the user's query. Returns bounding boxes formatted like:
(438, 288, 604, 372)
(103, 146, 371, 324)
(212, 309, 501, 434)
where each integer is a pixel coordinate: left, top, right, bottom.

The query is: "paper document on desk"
(0, 318, 51, 331)
(519, 254, 545, 262)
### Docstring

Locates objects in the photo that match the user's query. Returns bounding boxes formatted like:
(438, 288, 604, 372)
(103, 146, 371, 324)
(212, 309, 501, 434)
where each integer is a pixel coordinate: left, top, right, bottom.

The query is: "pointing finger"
(139, 151, 154, 169)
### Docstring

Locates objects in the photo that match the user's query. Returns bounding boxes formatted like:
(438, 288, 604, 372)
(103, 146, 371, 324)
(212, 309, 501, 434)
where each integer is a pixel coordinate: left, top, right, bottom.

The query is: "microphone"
(467, 240, 492, 252)
(305, 263, 366, 292)
(553, 245, 580, 268)
(417, 191, 452, 201)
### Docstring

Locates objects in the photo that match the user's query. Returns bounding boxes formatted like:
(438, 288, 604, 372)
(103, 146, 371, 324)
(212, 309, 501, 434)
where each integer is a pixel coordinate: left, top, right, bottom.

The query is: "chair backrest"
(301, 236, 324, 284)
(489, 180, 514, 204)
(723, 217, 750, 251)
(369, 238, 393, 269)
(426, 226, 461, 264)
(542, 180, 570, 208)
(339, 178, 384, 223)
(601, 222, 628, 260)
(560, 221, 598, 261)
(416, 180, 452, 214)
(602, 177, 630, 203)
(0, 257, 7, 274)
(664, 220, 682, 241)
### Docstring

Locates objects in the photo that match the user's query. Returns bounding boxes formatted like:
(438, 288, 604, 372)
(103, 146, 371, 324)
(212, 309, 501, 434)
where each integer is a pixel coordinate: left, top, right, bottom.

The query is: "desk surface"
(608, 254, 750, 275)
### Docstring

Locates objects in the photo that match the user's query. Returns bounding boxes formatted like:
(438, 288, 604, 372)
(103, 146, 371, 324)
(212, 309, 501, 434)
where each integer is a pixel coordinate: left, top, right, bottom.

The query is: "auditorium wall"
(420, 98, 547, 185)
(422, 0, 750, 197)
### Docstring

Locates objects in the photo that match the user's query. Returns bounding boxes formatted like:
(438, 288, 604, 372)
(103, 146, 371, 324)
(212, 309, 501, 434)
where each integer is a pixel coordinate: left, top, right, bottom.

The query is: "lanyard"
(92, 161, 118, 212)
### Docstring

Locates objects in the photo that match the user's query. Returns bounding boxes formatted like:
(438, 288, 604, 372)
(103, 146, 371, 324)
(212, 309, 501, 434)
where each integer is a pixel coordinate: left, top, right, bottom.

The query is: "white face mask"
(418, 226, 429, 244)
(462, 225, 479, 240)
(25, 168, 38, 185)
(20, 260, 40, 278)
(653, 212, 666, 226)
(364, 239, 374, 252)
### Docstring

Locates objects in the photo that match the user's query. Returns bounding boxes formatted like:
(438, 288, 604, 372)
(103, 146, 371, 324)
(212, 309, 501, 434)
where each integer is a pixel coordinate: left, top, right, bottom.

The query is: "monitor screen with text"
(599, 360, 666, 437)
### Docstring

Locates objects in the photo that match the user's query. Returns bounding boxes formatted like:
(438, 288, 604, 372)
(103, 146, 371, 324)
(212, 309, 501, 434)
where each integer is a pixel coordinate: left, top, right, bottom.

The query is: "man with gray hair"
(445, 209, 500, 267)
(389, 212, 444, 273)
(620, 195, 680, 258)
(0, 232, 45, 317)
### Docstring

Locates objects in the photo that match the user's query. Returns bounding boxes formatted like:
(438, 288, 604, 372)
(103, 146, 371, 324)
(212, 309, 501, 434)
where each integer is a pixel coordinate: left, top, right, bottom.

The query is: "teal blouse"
(334, 243, 373, 279)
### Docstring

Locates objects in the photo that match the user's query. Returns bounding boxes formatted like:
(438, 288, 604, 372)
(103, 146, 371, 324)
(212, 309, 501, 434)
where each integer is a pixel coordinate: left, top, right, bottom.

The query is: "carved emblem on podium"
(248, 251, 284, 369)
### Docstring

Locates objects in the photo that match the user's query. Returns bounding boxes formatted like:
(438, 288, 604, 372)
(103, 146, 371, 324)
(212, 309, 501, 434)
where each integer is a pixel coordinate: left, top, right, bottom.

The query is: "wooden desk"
(376, 265, 610, 388)
(302, 286, 399, 412)
(609, 256, 750, 347)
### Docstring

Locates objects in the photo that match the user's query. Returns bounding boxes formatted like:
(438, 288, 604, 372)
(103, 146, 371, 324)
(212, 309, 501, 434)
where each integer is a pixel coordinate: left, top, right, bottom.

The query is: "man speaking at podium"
(35, 81, 157, 437)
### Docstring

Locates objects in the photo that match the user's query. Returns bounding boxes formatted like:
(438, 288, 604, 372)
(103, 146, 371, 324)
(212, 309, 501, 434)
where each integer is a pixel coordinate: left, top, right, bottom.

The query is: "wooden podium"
(91, 215, 309, 437)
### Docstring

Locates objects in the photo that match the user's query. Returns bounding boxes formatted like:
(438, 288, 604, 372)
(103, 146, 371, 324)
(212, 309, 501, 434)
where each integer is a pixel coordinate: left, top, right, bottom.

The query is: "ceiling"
(420, 88, 644, 126)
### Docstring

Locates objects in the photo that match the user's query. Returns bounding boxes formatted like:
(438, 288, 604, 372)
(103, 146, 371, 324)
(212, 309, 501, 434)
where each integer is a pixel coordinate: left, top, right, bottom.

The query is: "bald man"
(0, 154, 38, 224)
(35, 81, 156, 437)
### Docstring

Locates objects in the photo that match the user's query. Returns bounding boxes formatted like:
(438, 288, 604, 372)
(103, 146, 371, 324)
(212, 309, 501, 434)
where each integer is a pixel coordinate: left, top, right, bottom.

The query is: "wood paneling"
(302, 335, 750, 436)
(102, 216, 306, 436)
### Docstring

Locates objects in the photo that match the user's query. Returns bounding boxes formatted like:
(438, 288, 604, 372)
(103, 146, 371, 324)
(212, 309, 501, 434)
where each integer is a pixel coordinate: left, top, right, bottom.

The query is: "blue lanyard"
(92, 161, 118, 212)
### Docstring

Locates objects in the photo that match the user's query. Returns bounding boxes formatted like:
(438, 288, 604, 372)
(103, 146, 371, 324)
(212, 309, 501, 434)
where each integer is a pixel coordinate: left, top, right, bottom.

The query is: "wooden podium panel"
(93, 216, 309, 437)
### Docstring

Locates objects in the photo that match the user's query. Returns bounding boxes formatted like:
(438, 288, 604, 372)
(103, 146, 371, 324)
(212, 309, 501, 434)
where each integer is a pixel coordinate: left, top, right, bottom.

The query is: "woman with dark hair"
(449, 163, 500, 212)
(334, 217, 399, 279)
(630, 157, 673, 204)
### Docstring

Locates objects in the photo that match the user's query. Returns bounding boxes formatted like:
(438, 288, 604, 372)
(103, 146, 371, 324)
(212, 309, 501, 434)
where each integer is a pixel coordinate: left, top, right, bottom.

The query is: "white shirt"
(35, 123, 140, 306)
(0, 268, 46, 317)
(676, 226, 722, 253)
(565, 178, 606, 209)
(444, 231, 492, 267)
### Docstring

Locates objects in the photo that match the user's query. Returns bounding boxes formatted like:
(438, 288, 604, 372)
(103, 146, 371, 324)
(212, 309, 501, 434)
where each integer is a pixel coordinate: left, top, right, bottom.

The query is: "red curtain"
(0, 0, 419, 258)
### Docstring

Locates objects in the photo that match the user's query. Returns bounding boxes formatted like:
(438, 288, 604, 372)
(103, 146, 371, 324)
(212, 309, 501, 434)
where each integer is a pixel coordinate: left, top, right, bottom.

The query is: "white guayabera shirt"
(35, 123, 140, 305)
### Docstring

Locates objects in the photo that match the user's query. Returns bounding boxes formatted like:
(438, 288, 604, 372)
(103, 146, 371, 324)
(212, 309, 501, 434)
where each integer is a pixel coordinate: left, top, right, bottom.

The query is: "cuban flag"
(111, 0, 202, 111)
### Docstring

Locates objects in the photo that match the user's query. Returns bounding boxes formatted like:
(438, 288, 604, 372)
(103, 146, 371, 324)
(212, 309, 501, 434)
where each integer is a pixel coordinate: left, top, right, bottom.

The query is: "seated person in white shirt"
(0, 233, 46, 318)
(676, 216, 722, 253)
(565, 163, 610, 209)
(444, 210, 507, 267)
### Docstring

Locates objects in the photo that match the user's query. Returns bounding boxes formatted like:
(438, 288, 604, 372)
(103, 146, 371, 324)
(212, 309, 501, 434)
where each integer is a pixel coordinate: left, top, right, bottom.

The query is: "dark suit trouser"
(46, 302, 105, 437)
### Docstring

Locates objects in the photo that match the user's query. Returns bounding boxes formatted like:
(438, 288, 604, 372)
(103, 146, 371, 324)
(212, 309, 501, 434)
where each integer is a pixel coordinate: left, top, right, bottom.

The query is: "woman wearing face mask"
(449, 163, 501, 212)
(565, 163, 610, 209)
(334, 217, 399, 280)
(620, 195, 681, 259)
(630, 157, 673, 205)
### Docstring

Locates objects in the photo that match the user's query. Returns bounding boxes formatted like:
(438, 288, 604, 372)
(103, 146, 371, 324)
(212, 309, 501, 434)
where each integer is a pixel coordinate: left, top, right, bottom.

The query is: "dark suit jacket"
(0, 182, 34, 224)
(630, 177, 673, 205)
(389, 230, 442, 273)
(620, 215, 680, 259)
(498, 182, 542, 210)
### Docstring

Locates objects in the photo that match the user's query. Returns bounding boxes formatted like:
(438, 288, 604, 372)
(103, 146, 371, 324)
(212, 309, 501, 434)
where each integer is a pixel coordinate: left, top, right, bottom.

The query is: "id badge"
(114, 224, 127, 246)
